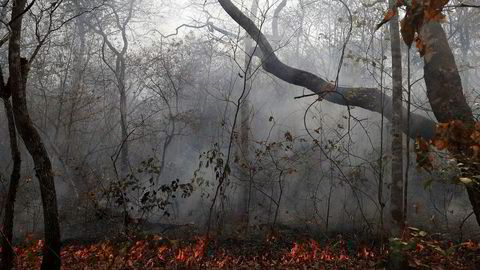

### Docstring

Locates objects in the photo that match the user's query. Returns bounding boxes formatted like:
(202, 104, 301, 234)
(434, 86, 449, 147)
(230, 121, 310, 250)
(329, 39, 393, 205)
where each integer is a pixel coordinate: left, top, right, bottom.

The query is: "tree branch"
(218, 0, 436, 139)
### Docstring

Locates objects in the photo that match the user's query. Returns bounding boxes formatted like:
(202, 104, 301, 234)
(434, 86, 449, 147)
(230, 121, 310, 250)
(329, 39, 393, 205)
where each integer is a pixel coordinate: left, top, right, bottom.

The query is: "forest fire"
(172, 237, 206, 264)
(358, 247, 375, 258)
(286, 240, 350, 263)
(2, 232, 479, 269)
(2, 0, 480, 270)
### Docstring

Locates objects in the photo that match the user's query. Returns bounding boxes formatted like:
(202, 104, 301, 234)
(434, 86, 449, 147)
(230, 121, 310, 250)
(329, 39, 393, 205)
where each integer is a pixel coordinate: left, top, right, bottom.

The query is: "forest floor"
(4, 225, 480, 269)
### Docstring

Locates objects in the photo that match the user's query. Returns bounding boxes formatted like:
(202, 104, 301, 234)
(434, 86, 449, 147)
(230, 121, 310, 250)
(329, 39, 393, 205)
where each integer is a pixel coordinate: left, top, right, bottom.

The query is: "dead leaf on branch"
(375, 9, 396, 30)
(400, 16, 416, 48)
(415, 36, 426, 56)
(377, 0, 451, 55)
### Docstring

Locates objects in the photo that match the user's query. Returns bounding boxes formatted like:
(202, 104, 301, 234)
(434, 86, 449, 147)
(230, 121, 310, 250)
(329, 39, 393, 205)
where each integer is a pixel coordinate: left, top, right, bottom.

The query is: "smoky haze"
(0, 0, 478, 245)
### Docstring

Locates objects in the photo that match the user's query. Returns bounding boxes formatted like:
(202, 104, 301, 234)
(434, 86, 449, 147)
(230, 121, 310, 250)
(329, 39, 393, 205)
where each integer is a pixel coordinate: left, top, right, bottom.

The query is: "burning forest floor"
(4, 224, 480, 269)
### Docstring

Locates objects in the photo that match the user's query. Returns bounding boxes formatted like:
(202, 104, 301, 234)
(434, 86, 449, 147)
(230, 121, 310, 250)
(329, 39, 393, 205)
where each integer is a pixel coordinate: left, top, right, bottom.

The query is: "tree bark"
(9, 1, 61, 269)
(237, 0, 259, 233)
(0, 97, 22, 270)
(421, 22, 474, 125)
(388, 1, 404, 235)
(420, 21, 480, 226)
(387, 2, 407, 269)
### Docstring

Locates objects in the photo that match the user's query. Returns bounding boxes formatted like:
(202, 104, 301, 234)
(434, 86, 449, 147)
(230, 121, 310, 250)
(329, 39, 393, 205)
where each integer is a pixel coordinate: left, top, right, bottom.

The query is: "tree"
(79, 0, 136, 178)
(0, 75, 22, 270)
(236, 0, 259, 232)
(217, 0, 480, 226)
(2, 1, 61, 269)
(388, 0, 404, 235)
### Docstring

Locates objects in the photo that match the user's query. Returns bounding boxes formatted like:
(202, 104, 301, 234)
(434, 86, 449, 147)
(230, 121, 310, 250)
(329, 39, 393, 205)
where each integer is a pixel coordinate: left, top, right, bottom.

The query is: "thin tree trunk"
(388, 0, 404, 235)
(0, 98, 22, 270)
(119, 77, 129, 178)
(387, 2, 407, 269)
(237, 0, 258, 233)
(9, 1, 61, 269)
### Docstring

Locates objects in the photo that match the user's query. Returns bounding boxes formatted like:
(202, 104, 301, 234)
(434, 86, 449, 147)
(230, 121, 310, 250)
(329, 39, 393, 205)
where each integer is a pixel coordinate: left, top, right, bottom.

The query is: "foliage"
(377, 0, 451, 54)
(104, 157, 194, 221)
(416, 120, 480, 172)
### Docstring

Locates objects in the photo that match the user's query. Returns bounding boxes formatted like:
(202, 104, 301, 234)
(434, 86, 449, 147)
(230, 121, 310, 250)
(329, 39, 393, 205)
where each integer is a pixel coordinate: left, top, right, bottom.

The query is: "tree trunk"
(118, 64, 129, 178)
(237, 0, 258, 233)
(9, 1, 61, 269)
(0, 98, 22, 270)
(388, 1, 404, 235)
(420, 21, 480, 226)
(387, 4, 407, 269)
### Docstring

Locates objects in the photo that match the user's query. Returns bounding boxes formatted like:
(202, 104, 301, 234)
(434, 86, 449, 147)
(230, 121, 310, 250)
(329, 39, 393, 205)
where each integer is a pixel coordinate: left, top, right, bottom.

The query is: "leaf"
(400, 16, 415, 48)
(375, 9, 396, 30)
(430, 0, 450, 10)
(459, 177, 473, 185)
(469, 145, 480, 159)
(470, 131, 480, 144)
(285, 131, 293, 142)
(433, 139, 447, 150)
(415, 37, 426, 56)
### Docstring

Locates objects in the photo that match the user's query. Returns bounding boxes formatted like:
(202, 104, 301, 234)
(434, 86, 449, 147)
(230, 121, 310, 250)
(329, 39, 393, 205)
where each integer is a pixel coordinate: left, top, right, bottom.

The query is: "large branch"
(218, 0, 436, 140)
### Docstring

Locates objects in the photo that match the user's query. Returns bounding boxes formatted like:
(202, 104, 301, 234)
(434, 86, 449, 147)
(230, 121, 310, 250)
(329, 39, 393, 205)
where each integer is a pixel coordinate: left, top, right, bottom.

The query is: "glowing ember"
(175, 249, 187, 262)
(6, 234, 477, 269)
(358, 247, 375, 258)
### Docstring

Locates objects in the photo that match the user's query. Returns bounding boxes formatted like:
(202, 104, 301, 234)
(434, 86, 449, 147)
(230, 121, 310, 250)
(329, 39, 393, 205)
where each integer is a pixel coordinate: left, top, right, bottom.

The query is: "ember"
(4, 233, 478, 269)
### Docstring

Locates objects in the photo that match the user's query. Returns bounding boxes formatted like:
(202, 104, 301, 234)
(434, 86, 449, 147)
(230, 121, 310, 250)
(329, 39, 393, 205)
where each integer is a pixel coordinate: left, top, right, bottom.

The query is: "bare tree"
(80, 0, 136, 178)
(5, 1, 61, 268)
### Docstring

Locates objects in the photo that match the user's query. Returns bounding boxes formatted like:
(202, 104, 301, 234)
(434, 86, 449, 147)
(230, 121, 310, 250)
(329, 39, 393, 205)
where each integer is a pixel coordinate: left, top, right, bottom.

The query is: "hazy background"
(0, 0, 479, 242)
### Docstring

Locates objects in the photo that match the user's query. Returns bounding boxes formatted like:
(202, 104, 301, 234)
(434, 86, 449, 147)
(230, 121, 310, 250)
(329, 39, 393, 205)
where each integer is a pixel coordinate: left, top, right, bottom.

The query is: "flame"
(21, 234, 473, 269)
(290, 242, 302, 257)
(194, 237, 207, 259)
(157, 245, 169, 261)
(416, 243, 425, 252)
(286, 240, 350, 264)
(358, 247, 375, 258)
(176, 249, 187, 262)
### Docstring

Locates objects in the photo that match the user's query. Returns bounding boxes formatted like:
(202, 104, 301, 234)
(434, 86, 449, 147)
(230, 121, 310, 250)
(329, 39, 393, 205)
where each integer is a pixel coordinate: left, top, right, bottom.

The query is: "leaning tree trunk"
(217, 0, 480, 227)
(8, 1, 61, 269)
(0, 98, 22, 270)
(420, 21, 480, 226)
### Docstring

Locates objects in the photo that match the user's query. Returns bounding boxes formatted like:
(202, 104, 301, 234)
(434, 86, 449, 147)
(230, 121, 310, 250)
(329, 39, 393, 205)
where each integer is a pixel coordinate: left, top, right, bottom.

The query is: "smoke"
(0, 0, 478, 243)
